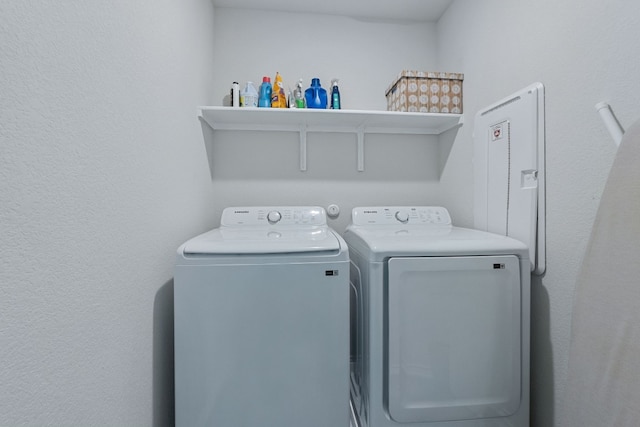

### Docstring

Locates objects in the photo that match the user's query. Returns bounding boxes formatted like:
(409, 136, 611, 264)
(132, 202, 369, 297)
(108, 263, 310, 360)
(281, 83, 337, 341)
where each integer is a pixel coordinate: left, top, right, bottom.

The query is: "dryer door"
(387, 255, 521, 423)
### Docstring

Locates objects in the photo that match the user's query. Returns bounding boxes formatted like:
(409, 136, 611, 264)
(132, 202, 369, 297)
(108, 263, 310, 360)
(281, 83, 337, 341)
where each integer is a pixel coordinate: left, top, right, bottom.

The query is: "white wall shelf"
(198, 106, 463, 171)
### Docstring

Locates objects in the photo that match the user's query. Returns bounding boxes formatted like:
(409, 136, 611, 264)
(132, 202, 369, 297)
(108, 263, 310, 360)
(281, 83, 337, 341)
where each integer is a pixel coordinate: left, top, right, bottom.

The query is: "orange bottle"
(271, 72, 287, 108)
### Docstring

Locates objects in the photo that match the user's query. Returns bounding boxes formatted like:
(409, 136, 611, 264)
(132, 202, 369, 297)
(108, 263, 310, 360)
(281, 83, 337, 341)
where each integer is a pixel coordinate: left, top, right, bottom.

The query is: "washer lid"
(183, 226, 341, 255)
(183, 206, 340, 255)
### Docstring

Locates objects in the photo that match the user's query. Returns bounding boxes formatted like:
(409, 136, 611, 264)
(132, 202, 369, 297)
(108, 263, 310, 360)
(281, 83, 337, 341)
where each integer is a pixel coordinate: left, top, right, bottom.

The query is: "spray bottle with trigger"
(330, 78, 341, 109)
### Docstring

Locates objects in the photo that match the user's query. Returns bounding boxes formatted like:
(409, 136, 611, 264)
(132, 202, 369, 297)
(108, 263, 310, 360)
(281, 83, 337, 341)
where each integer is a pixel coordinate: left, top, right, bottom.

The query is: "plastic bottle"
(240, 81, 258, 107)
(330, 79, 341, 109)
(231, 81, 240, 107)
(271, 72, 287, 108)
(258, 76, 272, 108)
(288, 88, 296, 108)
(305, 78, 327, 109)
(293, 79, 306, 108)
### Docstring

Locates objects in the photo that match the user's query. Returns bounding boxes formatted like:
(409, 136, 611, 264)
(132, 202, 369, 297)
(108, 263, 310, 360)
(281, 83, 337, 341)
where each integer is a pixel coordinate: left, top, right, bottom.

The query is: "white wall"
(212, 8, 439, 111)
(436, 1, 640, 426)
(4, 1, 637, 425)
(208, 8, 447, 232)
(0, 1, 216, 425)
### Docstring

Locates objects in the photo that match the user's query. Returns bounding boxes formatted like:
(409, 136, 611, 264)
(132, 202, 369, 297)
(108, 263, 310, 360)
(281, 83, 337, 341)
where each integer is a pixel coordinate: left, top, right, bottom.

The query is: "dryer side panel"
(386, 255, 521, 423)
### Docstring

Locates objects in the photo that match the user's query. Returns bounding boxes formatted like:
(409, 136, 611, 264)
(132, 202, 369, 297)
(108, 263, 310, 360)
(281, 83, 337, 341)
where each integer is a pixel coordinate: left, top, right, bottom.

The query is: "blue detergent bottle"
(305, 78, 327, 109)
(258, 76, 272, 108)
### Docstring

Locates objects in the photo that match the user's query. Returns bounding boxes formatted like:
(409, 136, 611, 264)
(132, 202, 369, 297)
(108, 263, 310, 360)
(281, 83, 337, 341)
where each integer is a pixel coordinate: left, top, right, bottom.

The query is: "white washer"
(174, 206, 350, 427)
(345, 207, 530, 427)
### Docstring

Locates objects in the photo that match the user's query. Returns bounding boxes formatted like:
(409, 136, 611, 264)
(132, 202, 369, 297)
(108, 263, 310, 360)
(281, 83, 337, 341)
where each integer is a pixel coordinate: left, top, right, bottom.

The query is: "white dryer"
(345, 206, 530, 427)
(174, 206, 350, 427)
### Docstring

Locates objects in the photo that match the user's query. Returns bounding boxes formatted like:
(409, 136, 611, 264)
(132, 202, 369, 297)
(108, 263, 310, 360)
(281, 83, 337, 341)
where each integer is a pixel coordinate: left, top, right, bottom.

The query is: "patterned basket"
(385, 70, 464, 113)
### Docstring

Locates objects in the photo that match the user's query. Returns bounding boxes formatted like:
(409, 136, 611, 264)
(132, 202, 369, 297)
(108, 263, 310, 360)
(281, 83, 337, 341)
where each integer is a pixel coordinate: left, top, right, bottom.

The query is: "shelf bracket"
(299, 124, 307, 171)
(357, 125, 365, 172)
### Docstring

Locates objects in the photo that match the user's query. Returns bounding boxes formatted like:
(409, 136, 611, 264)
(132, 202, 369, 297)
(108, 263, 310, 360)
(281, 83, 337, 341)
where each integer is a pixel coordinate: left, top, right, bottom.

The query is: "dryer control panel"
(221, 206, 327, 227)
(351, 206, 452, 226)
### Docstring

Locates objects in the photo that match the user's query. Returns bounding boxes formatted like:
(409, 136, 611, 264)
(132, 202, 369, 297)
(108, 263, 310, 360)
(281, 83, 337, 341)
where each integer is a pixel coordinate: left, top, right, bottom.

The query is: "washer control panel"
(221, 206, 327, 227)
(351, 206, 452, 226)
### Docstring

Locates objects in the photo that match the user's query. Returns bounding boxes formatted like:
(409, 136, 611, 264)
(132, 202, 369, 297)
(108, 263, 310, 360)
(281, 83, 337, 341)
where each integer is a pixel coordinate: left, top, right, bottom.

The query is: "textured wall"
(435, 1, 640, 426)
(211, 8, 440, 111)
(4, 1, 638, 425)
(0, 1, 216, 425)
(206, 8, 445, 233)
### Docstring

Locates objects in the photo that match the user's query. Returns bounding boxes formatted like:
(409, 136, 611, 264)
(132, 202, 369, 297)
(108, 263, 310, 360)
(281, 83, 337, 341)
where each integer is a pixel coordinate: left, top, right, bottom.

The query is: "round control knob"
(327, 204, 340, 218)
(395, 210, 409, 224)
(267, 210, 282, 224)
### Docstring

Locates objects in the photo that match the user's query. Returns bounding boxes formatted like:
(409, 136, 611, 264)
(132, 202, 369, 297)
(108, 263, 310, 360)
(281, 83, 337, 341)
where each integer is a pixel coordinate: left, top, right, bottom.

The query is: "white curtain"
(560, 119, 640, 426)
